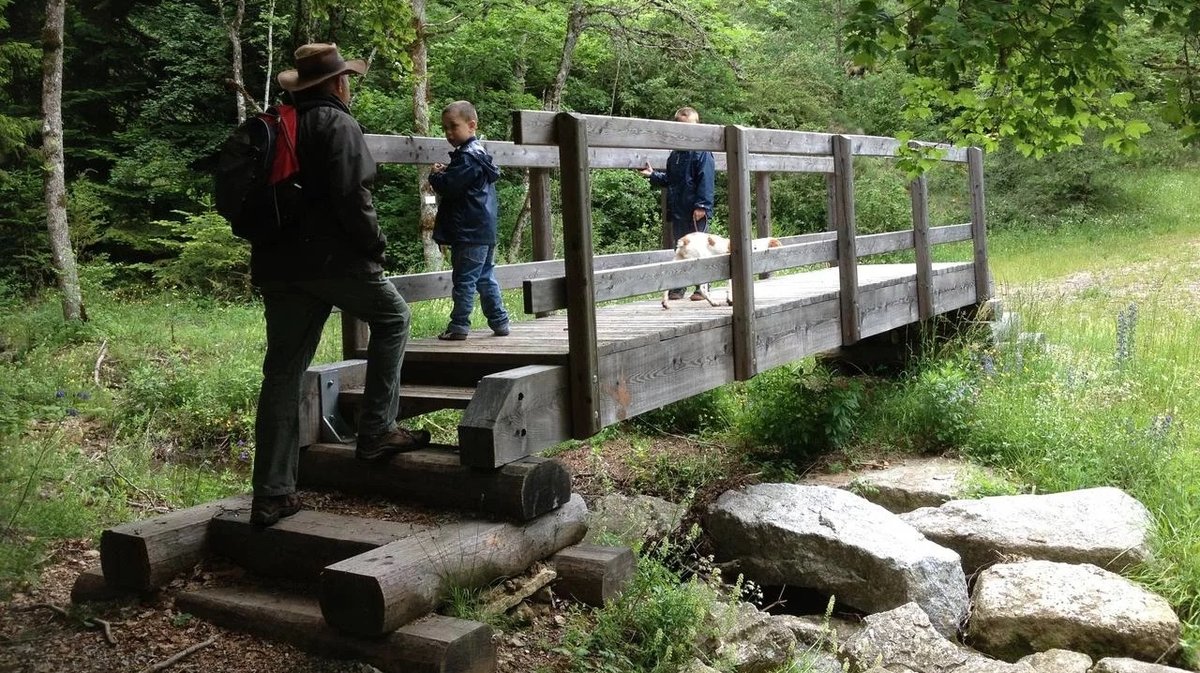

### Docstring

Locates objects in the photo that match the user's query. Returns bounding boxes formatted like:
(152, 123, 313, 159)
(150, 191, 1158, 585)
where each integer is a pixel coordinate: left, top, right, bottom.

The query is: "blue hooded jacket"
(648, 149, 715, 237)
(429, 137, 501, 245)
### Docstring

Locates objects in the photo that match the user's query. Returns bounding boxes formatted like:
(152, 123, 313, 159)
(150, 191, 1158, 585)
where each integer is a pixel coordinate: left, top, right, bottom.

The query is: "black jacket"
(250, 94, 387, 282)
(429, 137, 501, 245)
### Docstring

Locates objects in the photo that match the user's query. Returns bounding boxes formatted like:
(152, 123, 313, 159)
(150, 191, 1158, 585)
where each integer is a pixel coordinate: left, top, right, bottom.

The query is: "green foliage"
(633, 387, 741, 437)
(150, 210, 252, 299)
(560, 527, 730, 673)
(738, 364, 863, 463)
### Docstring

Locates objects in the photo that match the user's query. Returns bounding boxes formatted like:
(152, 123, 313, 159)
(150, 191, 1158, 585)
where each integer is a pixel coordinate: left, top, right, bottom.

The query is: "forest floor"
(0, 433, 803, 673)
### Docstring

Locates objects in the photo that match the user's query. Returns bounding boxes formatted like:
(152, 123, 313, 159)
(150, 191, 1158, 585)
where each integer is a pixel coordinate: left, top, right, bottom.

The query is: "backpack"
(214, 104, 303, 244)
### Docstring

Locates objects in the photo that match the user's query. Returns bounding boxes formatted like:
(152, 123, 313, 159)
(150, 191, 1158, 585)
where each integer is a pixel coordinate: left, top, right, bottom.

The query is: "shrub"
(738, 364, 863, 463)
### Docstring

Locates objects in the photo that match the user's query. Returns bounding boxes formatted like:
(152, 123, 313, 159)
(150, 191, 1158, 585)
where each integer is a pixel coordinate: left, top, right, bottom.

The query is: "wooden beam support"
(754, 172, 772, 280)
(556, 112, 601, 439)
(299, 360, 366, 448)
(99, 494, 250, 591)
(320, 494, 587, 636)
(208, 510, 429, 582)
(177, 586, 495, 673)
(725, 125, 757, 381)
(550, 544, 635, 607)
(968, 146, 991, 301)
(929, 223, 972, 244)
(910, 169, 934, 321)
(855, 230, 915, 257)
(831, 135, 860, 345)
(341, 313, 368, 361)
(71, 566, 128, 603)
(458, 364, 571, 468)
(298, 443, 572, 521)
(513, 110, 724, 151)
(530, 167, 555, 316)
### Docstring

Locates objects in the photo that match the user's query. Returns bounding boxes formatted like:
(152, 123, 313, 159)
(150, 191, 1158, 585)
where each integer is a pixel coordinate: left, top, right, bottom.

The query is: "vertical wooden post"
(825, 173, 838, 267)
(555, 113, 601, 439)
(726, 125, 756, 381)
(967, 147, 991, 302)
(754, 172, 772, 280)
(910, 170, 933, 321)
(832, 135, 860, 345)
(530, 167, 555, 319)
(342, 314, 368, 360)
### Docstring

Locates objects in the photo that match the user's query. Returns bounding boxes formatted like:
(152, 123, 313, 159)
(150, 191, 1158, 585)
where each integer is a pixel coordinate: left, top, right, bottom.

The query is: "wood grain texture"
(550, 544, 635, 607)
(320, 494, 587, 636)
(832, 135, 860, 344)
(458, 365, 572, 468)
(725, 125, 757, 381)
(968, 147, 991, 300)
(177, 586, 495, 673)
(910, 172, 933, 320)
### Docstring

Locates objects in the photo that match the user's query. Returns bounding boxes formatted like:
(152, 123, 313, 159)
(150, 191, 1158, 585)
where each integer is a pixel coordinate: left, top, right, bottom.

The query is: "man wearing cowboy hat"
(249, 43, 430, 526)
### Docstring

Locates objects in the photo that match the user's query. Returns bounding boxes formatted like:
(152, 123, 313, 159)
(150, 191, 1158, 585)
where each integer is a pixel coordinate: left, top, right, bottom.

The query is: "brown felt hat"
(276, 43, 367, 92)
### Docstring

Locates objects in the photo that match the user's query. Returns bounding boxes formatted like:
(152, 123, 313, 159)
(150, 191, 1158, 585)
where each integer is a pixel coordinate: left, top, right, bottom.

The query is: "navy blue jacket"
(429, 137, 501, 245)
(648, 149, 715, 237)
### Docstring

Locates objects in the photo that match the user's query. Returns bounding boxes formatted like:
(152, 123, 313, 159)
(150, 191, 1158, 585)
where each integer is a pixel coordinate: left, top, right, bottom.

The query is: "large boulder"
(843, 602, 1035, 673)
(1016, 649, 1092, 673)
(901, 487, 1152, 574)
(969, 561, 1181, 663)
(705, 483, 968, 636)
(1091, 658, 1194, 673)
(847, 457, 1005, 513)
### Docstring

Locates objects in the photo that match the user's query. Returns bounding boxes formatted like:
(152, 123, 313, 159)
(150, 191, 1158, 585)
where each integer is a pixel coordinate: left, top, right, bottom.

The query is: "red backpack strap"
(267, 104, 300, 185)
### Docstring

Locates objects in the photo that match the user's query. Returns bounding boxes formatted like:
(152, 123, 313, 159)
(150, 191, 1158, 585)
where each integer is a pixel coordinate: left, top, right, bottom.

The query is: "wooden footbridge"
(78, 112, 990, 672)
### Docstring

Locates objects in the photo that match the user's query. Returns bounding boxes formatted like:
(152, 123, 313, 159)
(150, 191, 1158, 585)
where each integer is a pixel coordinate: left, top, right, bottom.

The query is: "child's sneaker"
(437, 330, 468, 341)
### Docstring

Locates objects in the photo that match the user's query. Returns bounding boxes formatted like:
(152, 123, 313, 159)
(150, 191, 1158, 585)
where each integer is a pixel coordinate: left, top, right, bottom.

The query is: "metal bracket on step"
(318, 369, 355, 443)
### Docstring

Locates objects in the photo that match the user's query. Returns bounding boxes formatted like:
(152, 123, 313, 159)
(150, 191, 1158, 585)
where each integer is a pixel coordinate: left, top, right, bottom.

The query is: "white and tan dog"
(662, 232, 783, 309)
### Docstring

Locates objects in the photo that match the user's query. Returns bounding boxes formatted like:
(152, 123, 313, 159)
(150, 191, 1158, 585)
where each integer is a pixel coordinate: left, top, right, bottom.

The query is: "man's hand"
(636, 161, 653, 177)
(693, 208, 707, 223)
(432, 163, 446, 173)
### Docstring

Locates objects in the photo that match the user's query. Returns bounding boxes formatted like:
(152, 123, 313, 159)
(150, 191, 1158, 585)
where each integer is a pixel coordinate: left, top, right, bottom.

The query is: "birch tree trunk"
(410, 0, 442, 271)
(219, 0, 247, 123)
(262, 0, 275, 108)
(546, 0, 586, 111)
(506, 44, 533, 263)
(41, 0, 84, 322)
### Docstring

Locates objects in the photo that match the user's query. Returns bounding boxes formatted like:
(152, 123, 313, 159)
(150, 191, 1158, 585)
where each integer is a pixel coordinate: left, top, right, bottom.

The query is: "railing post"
(832, 135, 860, 345)
(909, 167, 933, 321)
(754, 171, 772, 280)
(530, 167, 555, 319)
(555, 112, 601, 439)
(824, 173, 838, 268)
(342, 313, 368, 360)
(968, 147, 991, 302)
(726, 125, 756, 381)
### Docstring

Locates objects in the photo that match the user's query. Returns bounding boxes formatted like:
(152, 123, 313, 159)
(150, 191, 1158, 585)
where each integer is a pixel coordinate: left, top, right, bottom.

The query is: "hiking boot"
(667, 289, 685, 301)
(250, 493, 301, 527)
(690, 291, 706, 301)
(437, 330, 468, 341)
(492, 323, 510, 337)
(356, 427, 432, 461)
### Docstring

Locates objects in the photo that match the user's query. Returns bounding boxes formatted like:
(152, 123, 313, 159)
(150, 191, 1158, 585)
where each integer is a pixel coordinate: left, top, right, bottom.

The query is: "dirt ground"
(0, 435, 754, 673)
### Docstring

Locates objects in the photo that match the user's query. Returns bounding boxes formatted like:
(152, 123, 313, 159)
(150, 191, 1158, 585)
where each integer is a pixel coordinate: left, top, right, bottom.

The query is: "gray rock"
(847, 457, 1004, 513)
(1016, 649, 1092, 673)
(584, 493, 685, 546)
(790, 650, 843, 673)
(1091, 658, 1194, 673)
(704, 601, 800, 673)
(705, 483, 968, 637)
(843, 602, 1035, 672)
(681, 659, 723, 673)
(776, 613, 863, 651)
(969, 561, 1181, 663)
(901, 487, 1152, 574)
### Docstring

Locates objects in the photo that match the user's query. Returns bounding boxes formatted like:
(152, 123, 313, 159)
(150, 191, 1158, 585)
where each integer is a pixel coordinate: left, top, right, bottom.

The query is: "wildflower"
(238, 450, 250, 463)
(55, 389, 66, 398)
(1115, 302, 1138, 367)
(979, 354, 996, 376)
(76, 391, 91, 400)
(66, 408, 79, 417)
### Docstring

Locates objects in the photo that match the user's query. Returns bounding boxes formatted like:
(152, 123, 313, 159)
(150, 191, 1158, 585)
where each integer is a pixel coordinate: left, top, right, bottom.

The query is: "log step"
(340, 383, 476, 421)
(297, 444, 572, 521)
(321, 493, 587, 636)
(550, 544, 636, 607)
(208, 509, 431, 582)
(100, 494, 251, 591)
(176, 585, 495, 673)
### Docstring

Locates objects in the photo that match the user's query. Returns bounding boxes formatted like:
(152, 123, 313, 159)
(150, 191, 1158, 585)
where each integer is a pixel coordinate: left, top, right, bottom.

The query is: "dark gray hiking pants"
(252, 273, 410, 496)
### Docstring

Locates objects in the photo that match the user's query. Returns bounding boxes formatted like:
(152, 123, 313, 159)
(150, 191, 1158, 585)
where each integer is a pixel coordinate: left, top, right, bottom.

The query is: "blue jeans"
(254, 274, 410, 496)
(447, 244, 509, 334)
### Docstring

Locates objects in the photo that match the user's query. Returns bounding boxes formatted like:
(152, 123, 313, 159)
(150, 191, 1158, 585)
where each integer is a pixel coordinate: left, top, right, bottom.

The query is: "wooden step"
(297, 444, 572, 521)
(340, 383, 476, 421)
(100, 494, 251, 591)
(321, 493, 587, 636)
(208, 510, 431, 582)
(176, 585, 495, 673)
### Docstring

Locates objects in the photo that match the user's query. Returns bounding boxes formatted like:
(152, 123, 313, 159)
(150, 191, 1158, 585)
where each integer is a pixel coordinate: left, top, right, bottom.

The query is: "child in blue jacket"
(638, 106, 716, 300)
(429, 101, 510, 340)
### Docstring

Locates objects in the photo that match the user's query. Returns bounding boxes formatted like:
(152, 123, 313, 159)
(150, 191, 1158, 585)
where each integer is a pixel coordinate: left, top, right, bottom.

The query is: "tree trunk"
(546, 0, 586, 111)
(506, 173, 532, 264)
(219, 0, 247, 123)
(410, 0, 441, 271)
(41, 0, 84, 322)
(262, 0, 275, 108)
